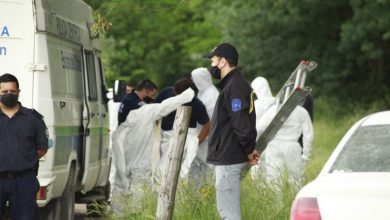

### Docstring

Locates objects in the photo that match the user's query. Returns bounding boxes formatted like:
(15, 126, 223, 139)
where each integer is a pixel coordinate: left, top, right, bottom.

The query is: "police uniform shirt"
(154, 86, 174, 104)
(0, 106, 48, 172)
(154, 87, 209, 130)
(117, 91, 142, 126)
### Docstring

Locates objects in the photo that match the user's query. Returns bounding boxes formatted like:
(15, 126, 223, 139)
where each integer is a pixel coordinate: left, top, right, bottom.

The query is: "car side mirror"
(113, 80, 127, 102)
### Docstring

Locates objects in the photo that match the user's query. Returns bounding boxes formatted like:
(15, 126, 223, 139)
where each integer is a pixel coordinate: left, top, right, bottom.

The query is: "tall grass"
(106, 98, 384, 220)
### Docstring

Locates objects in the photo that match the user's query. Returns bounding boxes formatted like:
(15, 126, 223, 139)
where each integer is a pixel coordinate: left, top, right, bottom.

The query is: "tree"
(85, 0, 221, 88)
(210, 0, 389, 106)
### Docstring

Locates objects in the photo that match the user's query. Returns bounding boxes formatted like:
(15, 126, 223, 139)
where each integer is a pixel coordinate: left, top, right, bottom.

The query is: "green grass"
(105, 99, 384, 220)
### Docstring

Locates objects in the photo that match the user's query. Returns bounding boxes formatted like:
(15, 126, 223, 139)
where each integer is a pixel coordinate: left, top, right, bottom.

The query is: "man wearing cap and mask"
(206, 43, 259, 220)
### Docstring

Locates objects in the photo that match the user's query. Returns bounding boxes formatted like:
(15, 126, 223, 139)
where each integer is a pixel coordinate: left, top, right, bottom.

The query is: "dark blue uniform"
(117, 91, 143, 126)
(0, 106, 48, 220)
(154, 87, 209, 131)
(207, 68, 257, 165)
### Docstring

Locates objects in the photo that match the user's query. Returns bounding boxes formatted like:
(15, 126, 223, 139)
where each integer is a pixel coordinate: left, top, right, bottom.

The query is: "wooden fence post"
(156, 106, 192, 220)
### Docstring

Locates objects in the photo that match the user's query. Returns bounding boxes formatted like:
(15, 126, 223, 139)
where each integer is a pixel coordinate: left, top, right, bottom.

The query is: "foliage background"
(81, 0, 390, 218)
(85, 0, 389, 109)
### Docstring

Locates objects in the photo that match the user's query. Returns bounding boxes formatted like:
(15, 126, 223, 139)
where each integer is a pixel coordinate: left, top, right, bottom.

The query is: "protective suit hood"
(192, 67, 213, 92)
(191, 67, 219, 118)
(250, 77, 276, 122)
(251, 76, 273, 98)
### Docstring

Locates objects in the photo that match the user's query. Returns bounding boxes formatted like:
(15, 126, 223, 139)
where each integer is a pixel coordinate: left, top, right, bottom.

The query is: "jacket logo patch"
(231, 99, 242, 112)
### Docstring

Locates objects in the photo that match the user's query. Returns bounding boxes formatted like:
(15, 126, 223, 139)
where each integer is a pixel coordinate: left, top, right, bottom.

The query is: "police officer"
(206, 43, 259, 220)
(0, 73, 48, 220)
(117, 79, 158, 126)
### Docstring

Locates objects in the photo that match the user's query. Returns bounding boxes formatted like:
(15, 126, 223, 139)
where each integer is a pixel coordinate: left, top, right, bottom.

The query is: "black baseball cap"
(206, 43, 239, 65)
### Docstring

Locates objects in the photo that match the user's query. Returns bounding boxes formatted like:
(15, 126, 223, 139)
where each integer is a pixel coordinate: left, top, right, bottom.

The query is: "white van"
(0, 0, 111, 219)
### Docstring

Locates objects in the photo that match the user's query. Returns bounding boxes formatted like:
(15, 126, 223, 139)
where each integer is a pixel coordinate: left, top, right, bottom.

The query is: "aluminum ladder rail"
(255, 60, 317, 154)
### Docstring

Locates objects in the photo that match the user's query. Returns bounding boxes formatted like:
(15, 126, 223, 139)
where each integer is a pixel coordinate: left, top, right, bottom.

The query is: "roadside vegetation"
(79, 1, 389, 219)
(88, 99, 384, 220)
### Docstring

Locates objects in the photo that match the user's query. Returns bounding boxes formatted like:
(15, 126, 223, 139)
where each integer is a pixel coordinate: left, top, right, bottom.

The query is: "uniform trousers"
(215, 162, 247, 220)
(0, 172, 39, 220)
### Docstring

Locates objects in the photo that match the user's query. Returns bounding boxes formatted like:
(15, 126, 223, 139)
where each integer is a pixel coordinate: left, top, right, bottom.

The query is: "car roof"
(361, 111, 390, 126)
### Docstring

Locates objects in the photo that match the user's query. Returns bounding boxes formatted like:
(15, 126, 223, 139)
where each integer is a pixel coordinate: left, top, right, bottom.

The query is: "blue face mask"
(0, 93, 18, 108)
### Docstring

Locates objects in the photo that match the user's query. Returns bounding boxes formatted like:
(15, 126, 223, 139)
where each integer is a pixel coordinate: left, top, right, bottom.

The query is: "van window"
(85, 51, 98, 101)
(98, 57, 109, 109)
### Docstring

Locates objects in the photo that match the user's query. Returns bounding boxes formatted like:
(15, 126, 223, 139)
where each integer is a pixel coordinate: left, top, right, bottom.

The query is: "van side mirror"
(113, 80, 127, 102)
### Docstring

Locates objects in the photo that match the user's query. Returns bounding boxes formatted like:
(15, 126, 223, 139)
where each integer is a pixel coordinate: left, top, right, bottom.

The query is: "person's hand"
(247, 149, 260, 165)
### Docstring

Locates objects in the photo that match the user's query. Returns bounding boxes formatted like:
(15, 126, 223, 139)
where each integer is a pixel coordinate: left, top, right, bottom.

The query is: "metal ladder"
(255, 60, 317, 153)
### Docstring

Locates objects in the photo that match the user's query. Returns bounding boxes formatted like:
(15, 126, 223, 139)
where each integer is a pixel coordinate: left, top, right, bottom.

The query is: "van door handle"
(60, 101, 66, 109)
(101, 113, 106, 118)
(91, 113, 95, 118)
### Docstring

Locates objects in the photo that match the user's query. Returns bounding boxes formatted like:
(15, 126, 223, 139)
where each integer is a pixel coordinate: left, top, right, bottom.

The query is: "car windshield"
(330, 125, 390, 173)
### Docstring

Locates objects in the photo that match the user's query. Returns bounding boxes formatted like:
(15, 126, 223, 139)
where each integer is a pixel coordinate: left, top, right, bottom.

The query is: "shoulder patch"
(31, 109, 43, 119)
(231, 99, 242, 112)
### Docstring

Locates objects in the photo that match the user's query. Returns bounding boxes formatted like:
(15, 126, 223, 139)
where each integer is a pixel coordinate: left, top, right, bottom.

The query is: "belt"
(0, 169, 35, 179)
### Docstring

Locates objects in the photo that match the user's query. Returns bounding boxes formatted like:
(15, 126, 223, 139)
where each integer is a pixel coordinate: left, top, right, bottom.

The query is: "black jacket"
(207, 67, 257, 165)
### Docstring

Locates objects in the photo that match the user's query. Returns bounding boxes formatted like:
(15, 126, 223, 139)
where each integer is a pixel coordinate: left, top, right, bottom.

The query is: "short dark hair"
(136, 79, 157, 91)
(174, 78, 193, 95)
(127, 81, 136, 87)
(0, 73, 19, 89)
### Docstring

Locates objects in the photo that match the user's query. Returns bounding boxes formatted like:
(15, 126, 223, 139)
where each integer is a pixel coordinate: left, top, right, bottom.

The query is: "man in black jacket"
(206, 43, 259, 219)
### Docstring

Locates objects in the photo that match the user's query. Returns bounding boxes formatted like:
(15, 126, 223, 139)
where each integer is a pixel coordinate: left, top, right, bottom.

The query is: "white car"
(290, 111, 390, 220)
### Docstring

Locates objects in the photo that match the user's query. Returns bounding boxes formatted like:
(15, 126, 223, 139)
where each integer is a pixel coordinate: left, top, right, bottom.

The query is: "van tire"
(60, 164, 76, 220)
(103, 180, 111, 201)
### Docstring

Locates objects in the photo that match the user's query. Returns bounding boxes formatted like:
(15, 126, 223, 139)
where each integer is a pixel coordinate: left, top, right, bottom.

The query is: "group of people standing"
(110, 43, 314, 219)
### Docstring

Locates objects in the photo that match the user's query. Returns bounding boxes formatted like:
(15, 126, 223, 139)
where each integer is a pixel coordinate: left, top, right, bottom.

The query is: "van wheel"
(60, 164, 76, 220)
(103, 180, 111, 201)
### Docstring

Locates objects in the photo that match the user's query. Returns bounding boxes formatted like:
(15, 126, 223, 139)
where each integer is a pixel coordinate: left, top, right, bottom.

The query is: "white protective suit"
(257, 94, 314, 184)
(111, 88, 194, 215)
(250, 77, 276, 133)
(155, 128, 199, 181)
(107, 97, 120, 199)
(190, 67, 219, 185)
(250, 77, 276, 179)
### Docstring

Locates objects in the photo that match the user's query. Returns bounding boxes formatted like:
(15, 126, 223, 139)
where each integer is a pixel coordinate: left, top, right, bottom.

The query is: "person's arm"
(300, 107, 314, 162)
(197, 121, 210, 144)
(34, 114, 49, 159)
(117, 101, 131, 125)
(194, 99, 210, 144)
(226, 85, 257, 155)
(256, 105, 276, 140)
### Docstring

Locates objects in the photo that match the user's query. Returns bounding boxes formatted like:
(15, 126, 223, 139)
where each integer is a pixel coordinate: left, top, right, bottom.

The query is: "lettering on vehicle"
(1, 26, 10, 37)
(0, 46, 6, 56)
(56, 17, 81, 43)
(0, 26, 10, 56)
(61, 51, 82, 71)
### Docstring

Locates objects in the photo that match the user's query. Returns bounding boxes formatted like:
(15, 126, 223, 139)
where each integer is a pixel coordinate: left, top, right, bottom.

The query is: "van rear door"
(0, 0, 34, 106)
(81, 50, 103, 192)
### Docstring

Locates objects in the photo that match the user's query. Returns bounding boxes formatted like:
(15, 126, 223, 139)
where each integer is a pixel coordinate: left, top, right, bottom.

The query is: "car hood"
(297, 173, 390, 220)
